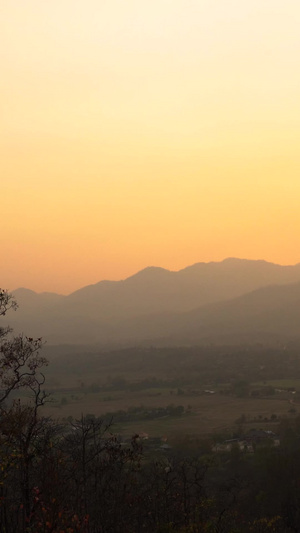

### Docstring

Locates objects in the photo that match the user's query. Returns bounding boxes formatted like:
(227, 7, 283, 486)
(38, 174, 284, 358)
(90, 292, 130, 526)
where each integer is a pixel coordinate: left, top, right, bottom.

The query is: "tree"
(0, 288, 47, 406)
(0, 289, 50, 531)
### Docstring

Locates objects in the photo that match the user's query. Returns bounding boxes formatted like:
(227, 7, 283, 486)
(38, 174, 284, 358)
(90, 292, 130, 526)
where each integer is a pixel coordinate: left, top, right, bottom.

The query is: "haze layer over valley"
(8, 258, 300, 346)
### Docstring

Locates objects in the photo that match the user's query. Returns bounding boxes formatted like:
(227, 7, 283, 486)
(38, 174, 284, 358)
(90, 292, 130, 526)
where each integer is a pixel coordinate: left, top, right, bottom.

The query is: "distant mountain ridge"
(7, 258, 300, 345)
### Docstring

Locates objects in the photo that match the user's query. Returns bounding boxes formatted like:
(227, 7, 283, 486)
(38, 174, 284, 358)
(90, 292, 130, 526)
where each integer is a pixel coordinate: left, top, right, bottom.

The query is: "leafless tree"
(0, 289, 47, 405)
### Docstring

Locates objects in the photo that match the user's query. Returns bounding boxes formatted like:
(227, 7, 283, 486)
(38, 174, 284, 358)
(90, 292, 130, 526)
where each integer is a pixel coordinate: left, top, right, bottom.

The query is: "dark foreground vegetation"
(3, 290, 300, 532)
(4, 403, 300, 532)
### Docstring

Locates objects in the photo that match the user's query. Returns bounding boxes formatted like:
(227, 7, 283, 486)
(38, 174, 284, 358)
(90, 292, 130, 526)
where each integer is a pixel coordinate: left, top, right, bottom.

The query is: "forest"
(2, 289, 300, 532)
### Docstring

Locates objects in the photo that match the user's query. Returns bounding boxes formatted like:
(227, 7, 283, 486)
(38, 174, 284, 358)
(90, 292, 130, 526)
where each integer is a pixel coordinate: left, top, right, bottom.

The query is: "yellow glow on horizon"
(2, 0, 300, 293)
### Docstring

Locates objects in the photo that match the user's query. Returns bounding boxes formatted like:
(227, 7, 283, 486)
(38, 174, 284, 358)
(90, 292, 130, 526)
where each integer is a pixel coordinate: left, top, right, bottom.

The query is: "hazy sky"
(2, 0, 300, 293)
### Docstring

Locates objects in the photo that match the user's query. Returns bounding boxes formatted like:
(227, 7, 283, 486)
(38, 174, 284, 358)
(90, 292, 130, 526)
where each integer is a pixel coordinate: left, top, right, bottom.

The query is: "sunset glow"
(2, 0, 300, 293)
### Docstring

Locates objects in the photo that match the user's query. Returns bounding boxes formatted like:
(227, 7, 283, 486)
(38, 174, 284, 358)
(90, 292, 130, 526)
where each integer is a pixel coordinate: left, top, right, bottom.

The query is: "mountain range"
(6, 258, 300, 346)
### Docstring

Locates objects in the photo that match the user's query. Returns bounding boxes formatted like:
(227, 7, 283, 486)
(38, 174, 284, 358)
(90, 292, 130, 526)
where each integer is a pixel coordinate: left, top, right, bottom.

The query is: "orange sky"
(2, 0, 300, 294)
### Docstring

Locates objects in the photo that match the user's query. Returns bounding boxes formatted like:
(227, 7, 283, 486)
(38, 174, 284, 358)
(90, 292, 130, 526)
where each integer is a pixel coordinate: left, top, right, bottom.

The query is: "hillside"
(7, 258, 300, 345)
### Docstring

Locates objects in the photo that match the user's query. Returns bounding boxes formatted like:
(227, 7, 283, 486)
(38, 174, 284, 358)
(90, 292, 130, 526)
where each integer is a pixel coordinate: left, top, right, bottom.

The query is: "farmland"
(39, 343, 300, 439)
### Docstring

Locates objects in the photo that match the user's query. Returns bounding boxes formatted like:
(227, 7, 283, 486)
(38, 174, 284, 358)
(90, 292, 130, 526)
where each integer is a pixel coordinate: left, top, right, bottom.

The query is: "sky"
(2, 0, 300, 294)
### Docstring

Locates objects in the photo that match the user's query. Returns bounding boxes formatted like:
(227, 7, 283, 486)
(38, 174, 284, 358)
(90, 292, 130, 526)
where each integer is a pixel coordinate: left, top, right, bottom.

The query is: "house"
(212, 430, 280, 453)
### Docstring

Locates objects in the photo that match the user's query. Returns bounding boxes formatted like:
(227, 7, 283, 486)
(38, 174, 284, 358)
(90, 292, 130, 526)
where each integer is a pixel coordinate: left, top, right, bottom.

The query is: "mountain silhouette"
(7, 258, 300, 345)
